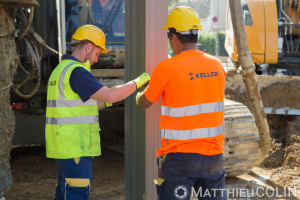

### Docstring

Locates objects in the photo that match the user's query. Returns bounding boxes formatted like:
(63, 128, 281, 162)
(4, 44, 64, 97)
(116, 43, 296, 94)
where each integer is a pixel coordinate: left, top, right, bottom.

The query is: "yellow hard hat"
(163, 6, 202, 32)
(71, 25, 108, 54)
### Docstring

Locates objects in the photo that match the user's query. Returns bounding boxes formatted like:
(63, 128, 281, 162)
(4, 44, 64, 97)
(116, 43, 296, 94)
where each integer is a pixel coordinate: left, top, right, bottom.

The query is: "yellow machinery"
(226, 0, 300, 73)
(225, 0, 300, 115)
(223, 0, 300, 176)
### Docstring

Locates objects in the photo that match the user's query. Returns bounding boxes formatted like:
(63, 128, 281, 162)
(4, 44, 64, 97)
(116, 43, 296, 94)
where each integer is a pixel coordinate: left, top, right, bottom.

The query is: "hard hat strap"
(168, 28, 198, 36)
(178, 29, 199, 35)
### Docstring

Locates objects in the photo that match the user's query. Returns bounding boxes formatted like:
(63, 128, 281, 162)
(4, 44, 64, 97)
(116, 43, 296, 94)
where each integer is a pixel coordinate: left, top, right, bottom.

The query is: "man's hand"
(104, 103, 113, 108)
(133, 73, 150, 89)
(135, 91, 153, 108)
(136, 92, 142, 105)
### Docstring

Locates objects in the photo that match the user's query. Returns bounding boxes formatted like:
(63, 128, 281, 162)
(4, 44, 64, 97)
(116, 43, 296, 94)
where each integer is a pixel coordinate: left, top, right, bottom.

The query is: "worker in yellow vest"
(46, 25, 150, 200)
(137, 7, 226, 199)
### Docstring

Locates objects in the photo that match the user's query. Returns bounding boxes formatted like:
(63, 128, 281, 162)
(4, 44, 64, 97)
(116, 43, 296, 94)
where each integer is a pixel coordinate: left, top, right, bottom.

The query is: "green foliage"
(168, 0, 179, 9)
(167, 31, 228, 57)
(217, 31, 228, 56)
(168, 43, 175, 57)
(198, 32, 216, 55)
(198, 31, 228, 56)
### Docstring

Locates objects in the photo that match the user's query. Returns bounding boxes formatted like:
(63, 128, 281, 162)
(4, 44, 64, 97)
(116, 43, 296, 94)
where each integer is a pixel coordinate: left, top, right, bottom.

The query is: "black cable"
(12, 8, 42, 98)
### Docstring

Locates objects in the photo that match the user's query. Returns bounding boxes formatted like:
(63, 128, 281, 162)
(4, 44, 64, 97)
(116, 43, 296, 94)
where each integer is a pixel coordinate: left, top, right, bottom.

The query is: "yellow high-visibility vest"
(45, 59, 101, 159)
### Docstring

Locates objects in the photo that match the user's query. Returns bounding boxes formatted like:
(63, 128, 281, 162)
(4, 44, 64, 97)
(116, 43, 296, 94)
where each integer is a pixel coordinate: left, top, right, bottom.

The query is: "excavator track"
(224, 99, 259, 177)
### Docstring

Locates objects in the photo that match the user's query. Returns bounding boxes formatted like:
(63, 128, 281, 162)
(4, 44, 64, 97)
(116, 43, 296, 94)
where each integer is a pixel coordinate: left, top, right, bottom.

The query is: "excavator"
(225, 0, 300, 114)
(224, 0, 300, 176)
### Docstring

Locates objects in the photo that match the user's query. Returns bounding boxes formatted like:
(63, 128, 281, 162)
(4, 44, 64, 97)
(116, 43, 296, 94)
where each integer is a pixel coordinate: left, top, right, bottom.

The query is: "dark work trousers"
(54, 157, 92, 200)
(156, 153, 227, 200)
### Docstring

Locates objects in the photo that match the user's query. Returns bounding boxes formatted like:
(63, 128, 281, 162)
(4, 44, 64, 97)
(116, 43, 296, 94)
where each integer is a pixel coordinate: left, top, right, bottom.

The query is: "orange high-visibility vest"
(144, 50, 225, 157)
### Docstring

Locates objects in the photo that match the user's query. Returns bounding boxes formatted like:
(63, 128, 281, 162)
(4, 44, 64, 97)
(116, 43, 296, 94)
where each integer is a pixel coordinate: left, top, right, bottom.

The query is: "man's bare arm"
(91, 81, 136, 103)
(136, 92, 153, 108)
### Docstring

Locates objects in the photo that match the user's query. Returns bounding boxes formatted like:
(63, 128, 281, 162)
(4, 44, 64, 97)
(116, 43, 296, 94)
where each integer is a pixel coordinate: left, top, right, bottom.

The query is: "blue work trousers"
(54, 157, 92, 200)
(156, 153, 227, 200)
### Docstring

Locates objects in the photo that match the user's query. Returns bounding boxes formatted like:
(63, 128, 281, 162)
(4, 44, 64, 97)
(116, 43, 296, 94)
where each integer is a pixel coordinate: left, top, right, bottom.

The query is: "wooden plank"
(91, 69, 124, 78)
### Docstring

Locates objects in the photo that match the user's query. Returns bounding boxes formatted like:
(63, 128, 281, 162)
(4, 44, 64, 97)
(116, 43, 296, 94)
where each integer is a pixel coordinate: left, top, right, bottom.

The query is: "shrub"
(198, 31, 228, 56)
(168, 31, 228, 57)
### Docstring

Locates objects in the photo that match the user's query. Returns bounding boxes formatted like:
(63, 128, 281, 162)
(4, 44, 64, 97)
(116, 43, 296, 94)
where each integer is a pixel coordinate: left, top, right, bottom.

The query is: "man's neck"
(182, 43, 197, 51)
(176, 43, 198, 55)
(71, 51, 85, 63)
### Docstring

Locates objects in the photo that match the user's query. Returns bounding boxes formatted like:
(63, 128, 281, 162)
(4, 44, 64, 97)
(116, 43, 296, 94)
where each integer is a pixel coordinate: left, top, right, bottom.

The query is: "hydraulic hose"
(12, 35, 41, 98)
(295, 29, 300, 55)
(17, 7, 34, 41)
(285, 26, 290, 55)
(13, 7, 58, 98)
(289, 25, 294, 55)
(229, 0, 271, 165)
(13, 8, 42, 98)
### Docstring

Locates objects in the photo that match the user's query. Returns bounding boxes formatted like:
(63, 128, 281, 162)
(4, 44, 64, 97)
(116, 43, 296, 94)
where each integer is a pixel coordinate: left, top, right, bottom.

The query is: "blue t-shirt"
(61, 54, 104, 102)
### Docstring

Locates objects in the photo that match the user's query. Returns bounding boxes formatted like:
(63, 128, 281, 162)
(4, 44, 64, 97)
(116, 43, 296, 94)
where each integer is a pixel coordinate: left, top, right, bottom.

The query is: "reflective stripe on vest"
(47, 99, 97, 107)
(58, 62, 75, 100)
(47, 62, 98, 126)
(161, 124, 225, 140)
(161, 102, 224, 140)
(46, 116, 99, 125)
(161, 102, 224, 117)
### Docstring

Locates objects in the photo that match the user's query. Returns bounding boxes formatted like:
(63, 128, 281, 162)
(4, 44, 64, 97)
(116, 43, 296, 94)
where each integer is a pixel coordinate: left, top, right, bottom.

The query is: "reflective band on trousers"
(161, 124, 225, 140)
(161, 102, 224, 117)
(47, 99, 97, 107)
(46, 116, 99, 125)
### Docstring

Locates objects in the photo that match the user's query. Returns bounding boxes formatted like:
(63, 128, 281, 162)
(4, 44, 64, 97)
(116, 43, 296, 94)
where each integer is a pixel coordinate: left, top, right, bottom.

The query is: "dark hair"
(168, 28, 198, 44)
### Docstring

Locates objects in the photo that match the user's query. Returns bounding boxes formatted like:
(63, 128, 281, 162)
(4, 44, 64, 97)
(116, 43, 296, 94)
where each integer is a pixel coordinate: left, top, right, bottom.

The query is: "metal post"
(125, 0, 146, 198)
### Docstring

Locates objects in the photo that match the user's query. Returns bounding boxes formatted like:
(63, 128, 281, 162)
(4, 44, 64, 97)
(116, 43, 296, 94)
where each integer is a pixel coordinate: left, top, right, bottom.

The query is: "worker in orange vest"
(136, 6, 227, 200)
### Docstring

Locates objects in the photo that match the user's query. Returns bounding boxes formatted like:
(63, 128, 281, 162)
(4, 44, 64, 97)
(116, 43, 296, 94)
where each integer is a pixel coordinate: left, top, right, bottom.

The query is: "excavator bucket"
(0, 0, 39, 7)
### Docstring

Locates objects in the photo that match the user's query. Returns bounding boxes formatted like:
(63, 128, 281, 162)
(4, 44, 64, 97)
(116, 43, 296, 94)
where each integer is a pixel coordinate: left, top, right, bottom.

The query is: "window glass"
(241, 0, 253, 25)
(65, 0, 125, 43)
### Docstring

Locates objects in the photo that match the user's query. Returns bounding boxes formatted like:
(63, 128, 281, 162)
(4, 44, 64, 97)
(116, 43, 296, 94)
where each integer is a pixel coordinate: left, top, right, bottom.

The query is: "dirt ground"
(5, 147, 125, 200)
(4, 109, 300, 200)
(4, 93, 300, 199)
(5, 141, 300, 200)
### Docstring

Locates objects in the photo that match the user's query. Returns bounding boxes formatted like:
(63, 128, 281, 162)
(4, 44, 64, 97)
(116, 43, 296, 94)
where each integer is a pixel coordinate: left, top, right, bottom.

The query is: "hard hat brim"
(101, 47, 108, 54)
(162, 26, 168, 30)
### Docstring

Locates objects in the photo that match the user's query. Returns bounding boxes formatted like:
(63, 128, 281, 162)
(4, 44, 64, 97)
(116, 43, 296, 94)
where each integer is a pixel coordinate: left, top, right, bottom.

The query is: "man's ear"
(173, 34, 179, 43)
(86, 42, 93, 52)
